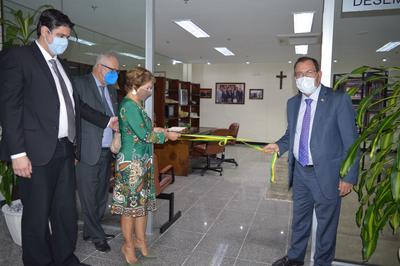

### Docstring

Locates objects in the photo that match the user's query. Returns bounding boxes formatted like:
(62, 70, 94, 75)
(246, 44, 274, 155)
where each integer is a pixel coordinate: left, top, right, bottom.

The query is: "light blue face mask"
(46, 31, 69, 55)
(104, 70, 118, 85)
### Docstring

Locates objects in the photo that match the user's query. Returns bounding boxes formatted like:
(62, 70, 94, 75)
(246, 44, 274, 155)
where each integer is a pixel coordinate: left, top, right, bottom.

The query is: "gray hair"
(95, 52, 119, 65)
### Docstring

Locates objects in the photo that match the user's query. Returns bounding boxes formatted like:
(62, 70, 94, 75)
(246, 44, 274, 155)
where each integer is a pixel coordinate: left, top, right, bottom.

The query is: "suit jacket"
(276, 85, 359, 199)
(73, 74, 118, 165)
(0, 42, 110, 165)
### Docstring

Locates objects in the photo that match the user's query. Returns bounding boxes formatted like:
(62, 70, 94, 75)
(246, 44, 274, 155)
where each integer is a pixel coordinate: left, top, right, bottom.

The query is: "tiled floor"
(1, 145, 399, 266)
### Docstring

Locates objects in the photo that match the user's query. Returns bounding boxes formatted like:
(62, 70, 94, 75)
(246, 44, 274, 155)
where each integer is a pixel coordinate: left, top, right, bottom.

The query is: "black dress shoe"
(83, 234, 115, 241)
(105, 233, 115, 240)
(94, 240, 111, 253)
(272, 256, 304, 266)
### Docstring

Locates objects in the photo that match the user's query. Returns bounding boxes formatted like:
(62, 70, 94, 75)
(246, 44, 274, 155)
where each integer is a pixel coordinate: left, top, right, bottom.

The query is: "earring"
(131, 89, 137, 95)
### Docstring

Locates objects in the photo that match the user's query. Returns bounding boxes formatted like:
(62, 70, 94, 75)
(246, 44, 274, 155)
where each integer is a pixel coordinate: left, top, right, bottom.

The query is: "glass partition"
(3, 0, 181, 77)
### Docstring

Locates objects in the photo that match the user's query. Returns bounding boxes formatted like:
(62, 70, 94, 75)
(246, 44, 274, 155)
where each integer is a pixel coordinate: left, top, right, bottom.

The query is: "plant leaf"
(356, 205, 364, 227)
(390, 144, 400, 201)
(351, 66, 370, 75)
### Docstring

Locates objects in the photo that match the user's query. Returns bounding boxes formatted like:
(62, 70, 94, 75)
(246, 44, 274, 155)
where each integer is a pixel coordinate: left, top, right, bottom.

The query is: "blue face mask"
(104, 70, 118, 85)
(46, 31, 68, 55)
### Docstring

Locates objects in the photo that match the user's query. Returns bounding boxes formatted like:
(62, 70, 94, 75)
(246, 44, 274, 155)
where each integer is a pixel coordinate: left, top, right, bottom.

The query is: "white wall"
(155, 64, 183, 80)
(192, 63, 298, 143)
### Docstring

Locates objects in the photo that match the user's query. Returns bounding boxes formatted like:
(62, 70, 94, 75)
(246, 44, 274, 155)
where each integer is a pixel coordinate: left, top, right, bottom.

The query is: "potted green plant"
(336, 65, 400, 261)
(0, 4, 51, 48)
(0, 4, 51, 246)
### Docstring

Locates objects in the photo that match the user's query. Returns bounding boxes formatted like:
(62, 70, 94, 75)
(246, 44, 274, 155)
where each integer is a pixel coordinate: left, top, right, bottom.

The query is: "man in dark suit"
(0, 9, 117, 266)
(264, 57, 359, 266)
(74, 52, 119, 252)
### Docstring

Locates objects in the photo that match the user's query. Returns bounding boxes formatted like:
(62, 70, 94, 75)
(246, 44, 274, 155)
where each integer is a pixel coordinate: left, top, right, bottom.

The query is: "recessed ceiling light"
(157, 63, 161, 66)
(207, 62, 211, 65)
(288, 60, 292, 64)
(382, 58, 387, 62)
(122, 64, 126, 67)
(376, 41, 400, 52)
(293, 12, 314, 34)
(137, 64, 141, 67)
(246, 61, 250, 64)
(118, 52, 145, 60)
(69, 36, 96, 46)
(214, 47, 235, 56)
(174, 19, 210, 38)
(295, 45, 308, 55)
(333, 59, 338, 63)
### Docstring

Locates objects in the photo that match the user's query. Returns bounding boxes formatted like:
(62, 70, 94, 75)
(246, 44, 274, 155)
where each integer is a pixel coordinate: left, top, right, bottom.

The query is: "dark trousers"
(288, 161, 341, 266)
(19, 139, 80, 266)
(76, 149, 111, 243)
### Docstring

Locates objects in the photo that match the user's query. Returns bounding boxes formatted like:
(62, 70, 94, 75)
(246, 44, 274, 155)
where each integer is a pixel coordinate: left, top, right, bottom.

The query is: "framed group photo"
(249, 89, 264, 100)
(215, 82, 245, 104)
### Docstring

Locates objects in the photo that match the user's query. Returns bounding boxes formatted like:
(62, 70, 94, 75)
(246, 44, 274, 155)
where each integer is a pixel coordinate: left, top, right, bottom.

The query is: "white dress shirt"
(293, 85, 321, 165)
(11, 41, 75, 159)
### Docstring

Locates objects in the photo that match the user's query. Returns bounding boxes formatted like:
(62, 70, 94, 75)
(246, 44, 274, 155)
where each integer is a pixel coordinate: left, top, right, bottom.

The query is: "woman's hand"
(166, 132, 181, 141)
(154, 127, 165, 133)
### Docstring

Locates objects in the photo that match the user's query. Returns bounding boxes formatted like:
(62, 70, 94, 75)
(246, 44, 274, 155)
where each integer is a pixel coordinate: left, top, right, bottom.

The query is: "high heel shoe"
(121, 244, 141, 265)
(134, 240, 157, 259)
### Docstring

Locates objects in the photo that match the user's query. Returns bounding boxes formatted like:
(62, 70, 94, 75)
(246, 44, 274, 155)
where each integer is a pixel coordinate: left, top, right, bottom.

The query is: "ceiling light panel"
(174, 19, 210, 38)
(214, 47, 235, 56)
(293, 12, 314, 34)
(376, 41, 400, 52)
(295, 45, 308, 54)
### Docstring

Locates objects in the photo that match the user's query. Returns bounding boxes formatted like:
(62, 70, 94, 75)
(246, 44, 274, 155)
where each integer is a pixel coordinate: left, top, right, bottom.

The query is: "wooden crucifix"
(276, 71, 287, 90)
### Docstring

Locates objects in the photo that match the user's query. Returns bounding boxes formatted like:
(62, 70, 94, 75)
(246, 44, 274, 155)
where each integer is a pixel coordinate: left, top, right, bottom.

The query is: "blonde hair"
(125, 67, 156, 93)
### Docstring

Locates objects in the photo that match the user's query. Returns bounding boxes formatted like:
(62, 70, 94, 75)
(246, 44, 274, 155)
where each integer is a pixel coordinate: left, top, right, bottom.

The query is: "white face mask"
(296, 76, 317, 95)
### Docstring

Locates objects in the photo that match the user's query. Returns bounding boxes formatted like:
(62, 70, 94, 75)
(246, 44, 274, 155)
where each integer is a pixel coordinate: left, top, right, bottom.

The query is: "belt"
(58, 137, 70, 143)
(305, 165, 314, 168)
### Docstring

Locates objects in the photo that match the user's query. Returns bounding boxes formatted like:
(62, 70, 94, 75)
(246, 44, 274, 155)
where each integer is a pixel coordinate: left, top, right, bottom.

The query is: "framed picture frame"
(249, 89, 264, 100)
(179, 89, 189, 106)
(215, 82, 245, 104)
(200, 88, 212, 98)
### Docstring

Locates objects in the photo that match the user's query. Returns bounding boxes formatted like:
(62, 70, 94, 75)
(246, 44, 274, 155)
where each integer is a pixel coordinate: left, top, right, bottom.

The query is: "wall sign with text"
(343, 0, 400, 12)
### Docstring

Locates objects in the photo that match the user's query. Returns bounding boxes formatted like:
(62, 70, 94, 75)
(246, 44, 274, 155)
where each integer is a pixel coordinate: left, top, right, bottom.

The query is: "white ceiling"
(5, 0, 400, 67)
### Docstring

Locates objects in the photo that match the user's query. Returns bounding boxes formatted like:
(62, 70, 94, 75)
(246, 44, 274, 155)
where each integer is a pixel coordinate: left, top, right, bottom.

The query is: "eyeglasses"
(294, 70, 317, 79)
(101, 64, 120, 74)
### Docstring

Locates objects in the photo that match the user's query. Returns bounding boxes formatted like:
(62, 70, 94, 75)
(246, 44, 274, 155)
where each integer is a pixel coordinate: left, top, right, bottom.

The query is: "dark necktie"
(298, 98, 313, 166)
(49, 59, 76, 142)
(99, 85, 113, 116)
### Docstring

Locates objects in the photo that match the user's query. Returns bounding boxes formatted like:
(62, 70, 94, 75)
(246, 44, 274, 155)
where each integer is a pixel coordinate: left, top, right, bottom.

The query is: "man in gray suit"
(264, 57, 359, 266)
(74, 52, 120, 252)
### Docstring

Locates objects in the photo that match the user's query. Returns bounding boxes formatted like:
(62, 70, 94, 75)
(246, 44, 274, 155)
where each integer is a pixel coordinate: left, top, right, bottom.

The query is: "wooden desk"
(154, 127, 215, 176)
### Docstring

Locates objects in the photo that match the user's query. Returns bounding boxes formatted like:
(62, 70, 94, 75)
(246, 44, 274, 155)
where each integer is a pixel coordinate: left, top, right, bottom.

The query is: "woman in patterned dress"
(111, 67, 180, 265)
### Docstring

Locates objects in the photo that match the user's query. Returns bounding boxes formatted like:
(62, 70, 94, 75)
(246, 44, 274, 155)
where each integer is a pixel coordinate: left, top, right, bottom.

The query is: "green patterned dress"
(111, 97, 165, 217)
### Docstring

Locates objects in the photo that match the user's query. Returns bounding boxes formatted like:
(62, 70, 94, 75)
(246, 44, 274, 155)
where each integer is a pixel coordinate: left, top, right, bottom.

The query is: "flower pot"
(1, 199, 23, 246)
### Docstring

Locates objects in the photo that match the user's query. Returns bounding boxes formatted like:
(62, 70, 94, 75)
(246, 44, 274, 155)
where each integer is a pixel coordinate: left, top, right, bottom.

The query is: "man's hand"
(338, 180, 353, 197)
(108, 116, 119, 132)
(12, 156, 32, 178)
(262, 143, 280, 155)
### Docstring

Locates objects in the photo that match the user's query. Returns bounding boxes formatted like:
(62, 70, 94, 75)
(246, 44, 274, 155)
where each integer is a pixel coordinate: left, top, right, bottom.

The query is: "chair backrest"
(204, 128, 231, 155)
(228, 123, 240, 144)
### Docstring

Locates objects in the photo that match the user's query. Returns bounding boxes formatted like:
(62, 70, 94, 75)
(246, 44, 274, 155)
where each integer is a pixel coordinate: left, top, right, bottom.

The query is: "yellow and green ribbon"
(179, 134, 278, 183)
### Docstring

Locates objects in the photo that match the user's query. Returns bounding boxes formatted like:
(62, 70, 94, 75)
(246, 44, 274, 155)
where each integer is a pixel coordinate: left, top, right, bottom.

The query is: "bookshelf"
(190, 83, 200, 130)
(154, 77, 201, 129)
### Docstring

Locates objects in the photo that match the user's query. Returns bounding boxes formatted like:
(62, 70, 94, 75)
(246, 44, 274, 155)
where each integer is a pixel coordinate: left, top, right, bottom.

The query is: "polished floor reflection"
(1, 145, 399, 265)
